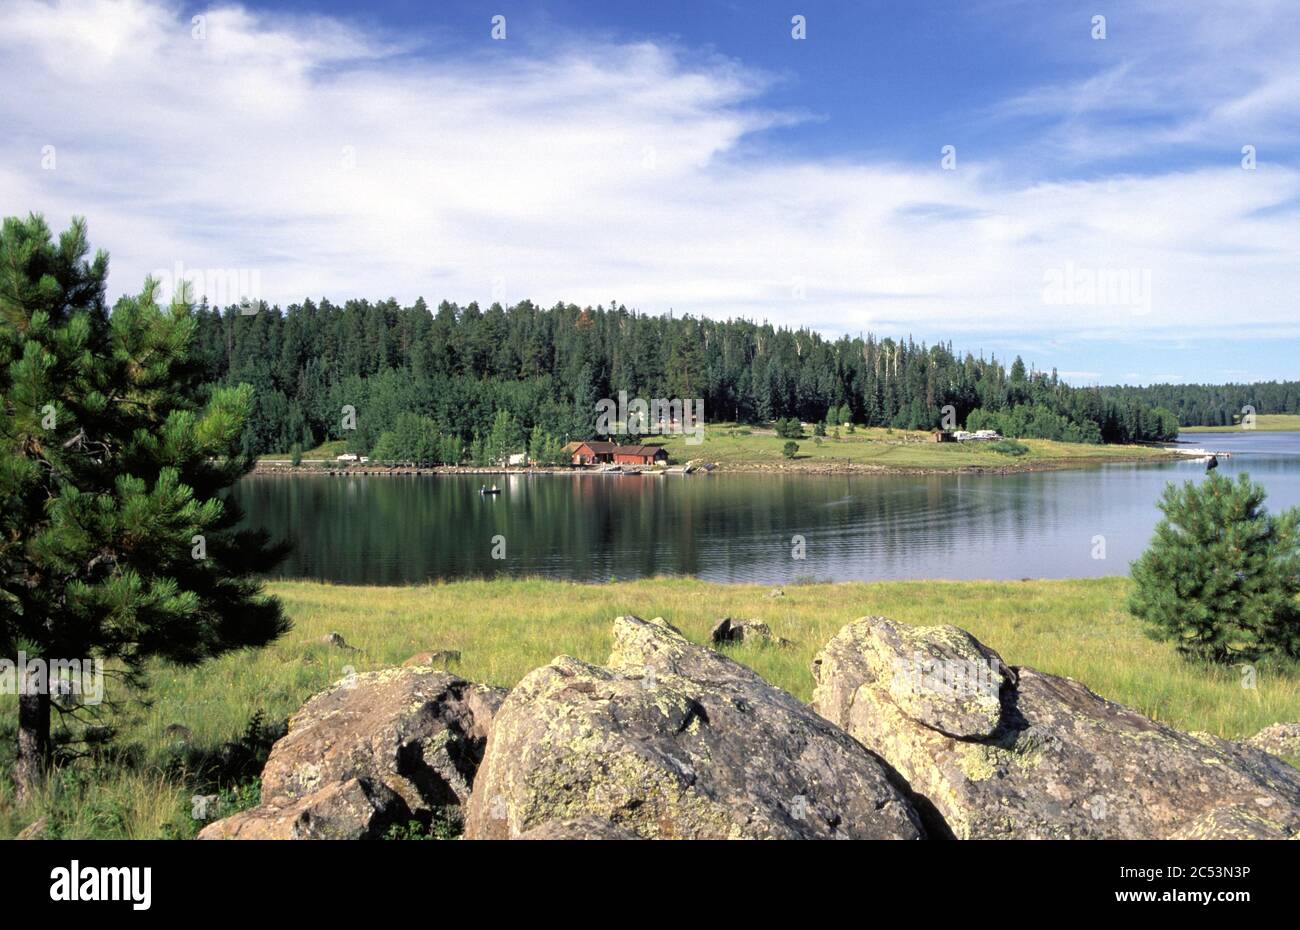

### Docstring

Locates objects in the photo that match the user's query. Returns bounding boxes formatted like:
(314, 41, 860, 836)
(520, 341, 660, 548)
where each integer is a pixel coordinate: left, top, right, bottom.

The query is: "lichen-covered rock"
(198, 778, 402, 840)
(811, 615, 1012, 739)
(262, 667, 504, 811)
(1246, 723, 1300, 760)
(465, 615, 924, 840)
(200, 667, 506, 839)
(811, 616, 1300, 840)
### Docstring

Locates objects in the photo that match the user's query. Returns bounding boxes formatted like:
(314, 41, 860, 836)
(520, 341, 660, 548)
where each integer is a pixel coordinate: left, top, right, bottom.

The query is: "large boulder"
(200, 667, 506, 839)
(464, 615, 924, 840)
(811, 616, 1300, 839)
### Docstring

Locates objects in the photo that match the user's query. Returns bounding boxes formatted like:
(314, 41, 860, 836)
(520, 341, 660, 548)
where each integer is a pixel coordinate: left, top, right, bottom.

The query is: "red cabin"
(562, 440, 618, 465)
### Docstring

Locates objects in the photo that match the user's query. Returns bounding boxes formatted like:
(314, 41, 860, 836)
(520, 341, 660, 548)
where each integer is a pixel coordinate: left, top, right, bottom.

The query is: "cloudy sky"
(2, 0, 1297, 384)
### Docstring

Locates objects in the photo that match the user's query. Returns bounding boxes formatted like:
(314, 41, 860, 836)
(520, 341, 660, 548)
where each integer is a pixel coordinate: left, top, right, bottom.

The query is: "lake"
(232, 431, 1300, 584)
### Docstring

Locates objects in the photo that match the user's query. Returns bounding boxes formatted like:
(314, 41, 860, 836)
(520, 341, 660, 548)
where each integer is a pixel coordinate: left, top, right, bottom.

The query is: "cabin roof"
(564, 440, 619, 454)
(615, 444, 667, 456)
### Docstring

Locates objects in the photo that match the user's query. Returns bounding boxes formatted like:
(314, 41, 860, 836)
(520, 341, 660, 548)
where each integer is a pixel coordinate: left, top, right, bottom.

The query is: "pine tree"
(485, 409, 523, 465)
(1129, 472, 1300, 664)
(0, 215, 289, 799)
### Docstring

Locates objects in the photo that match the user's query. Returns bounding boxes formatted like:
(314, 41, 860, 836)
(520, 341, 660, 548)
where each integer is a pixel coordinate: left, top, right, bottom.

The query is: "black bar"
(1, 838, 1282, 916)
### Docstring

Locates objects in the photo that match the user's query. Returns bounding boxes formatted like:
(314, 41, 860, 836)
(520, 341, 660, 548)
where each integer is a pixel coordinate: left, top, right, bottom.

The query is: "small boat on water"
(479, 484, 501, 495)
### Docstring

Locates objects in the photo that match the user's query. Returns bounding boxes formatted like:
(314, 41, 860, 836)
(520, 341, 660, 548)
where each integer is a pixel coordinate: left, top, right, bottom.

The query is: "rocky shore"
(199, 613, 1300, 840)
(252, 461, 582, 477)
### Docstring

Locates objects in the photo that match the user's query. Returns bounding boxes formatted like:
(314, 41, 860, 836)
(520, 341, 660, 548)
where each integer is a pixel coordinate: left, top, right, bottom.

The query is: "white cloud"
(1, 0, 1297, 346)
(994, 0, 1300, 160)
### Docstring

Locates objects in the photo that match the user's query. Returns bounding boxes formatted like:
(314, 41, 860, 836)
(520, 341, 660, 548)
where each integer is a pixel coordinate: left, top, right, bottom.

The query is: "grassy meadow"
(654, 424, 1171, 470)
(2, 575, 1298, 839)
(258, 438, 349, 461)
(1180, 414, 1300, 433)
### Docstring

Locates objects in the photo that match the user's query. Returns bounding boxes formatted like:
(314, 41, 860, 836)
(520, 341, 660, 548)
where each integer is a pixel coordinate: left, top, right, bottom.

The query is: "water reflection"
(231, 431, 1300, 584)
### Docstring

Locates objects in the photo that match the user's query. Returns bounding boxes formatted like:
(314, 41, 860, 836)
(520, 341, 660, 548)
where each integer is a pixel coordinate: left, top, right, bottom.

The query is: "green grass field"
(257, 439, 349, 461)
(2, 575, 1296, 838)
(1181, 414, 1300, 433)
(654, 424, 1170, 470)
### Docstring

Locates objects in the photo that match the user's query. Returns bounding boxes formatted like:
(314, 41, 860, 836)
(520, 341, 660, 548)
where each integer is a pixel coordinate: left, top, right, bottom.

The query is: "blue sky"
(2, 0, 1298, 384)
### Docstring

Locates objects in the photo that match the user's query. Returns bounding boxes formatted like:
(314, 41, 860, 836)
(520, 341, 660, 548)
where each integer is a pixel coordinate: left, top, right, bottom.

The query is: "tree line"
(191, 298, 1197, 460)
(1097, 381, 1300, 428)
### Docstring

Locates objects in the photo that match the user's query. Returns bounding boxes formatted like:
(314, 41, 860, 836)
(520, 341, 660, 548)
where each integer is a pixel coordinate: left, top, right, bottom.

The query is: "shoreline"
(250, 448, 1181, 479)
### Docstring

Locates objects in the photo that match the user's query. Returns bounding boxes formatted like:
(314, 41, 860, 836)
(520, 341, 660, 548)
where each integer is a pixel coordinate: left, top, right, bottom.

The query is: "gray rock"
(464, 615, 924, 840)
(200, 667, 505, 839)
(811, 616, 1300, 839)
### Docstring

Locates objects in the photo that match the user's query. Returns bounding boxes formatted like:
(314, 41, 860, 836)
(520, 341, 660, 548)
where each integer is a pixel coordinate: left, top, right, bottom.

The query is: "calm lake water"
(233, 431, 1300, 584)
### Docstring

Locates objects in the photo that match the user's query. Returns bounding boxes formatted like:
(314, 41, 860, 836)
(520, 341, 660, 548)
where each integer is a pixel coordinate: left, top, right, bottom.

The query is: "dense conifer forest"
(1100, 381, 1300, 429)
(184, 298, 1288, 461)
